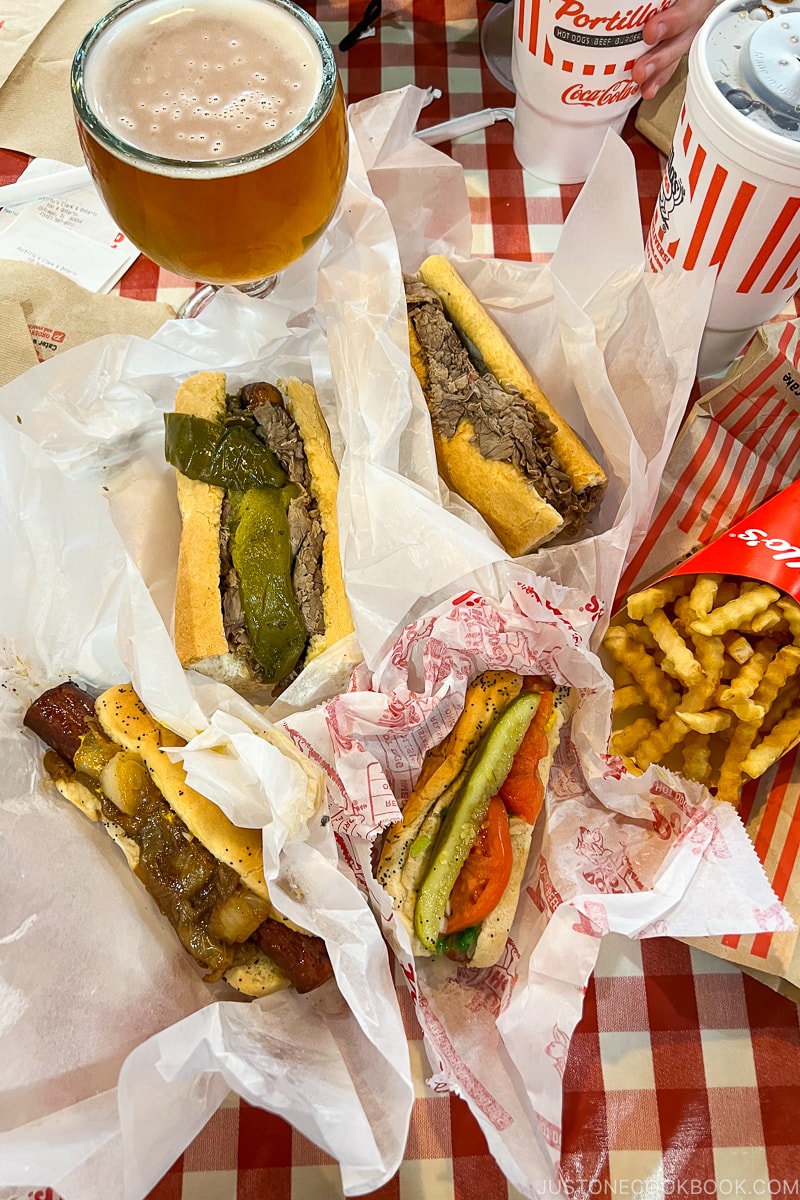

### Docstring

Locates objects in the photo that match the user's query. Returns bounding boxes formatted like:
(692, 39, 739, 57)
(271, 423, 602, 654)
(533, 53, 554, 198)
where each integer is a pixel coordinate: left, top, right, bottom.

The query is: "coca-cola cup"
(647, 0, 800, 380)
(511, 0, 673, 183)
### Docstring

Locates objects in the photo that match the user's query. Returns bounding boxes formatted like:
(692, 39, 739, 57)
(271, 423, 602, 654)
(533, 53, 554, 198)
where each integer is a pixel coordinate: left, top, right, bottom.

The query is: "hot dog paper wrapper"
(0, 426, 413, 1198)
(612, 330, 800, 995)
(279, 581, 790, 1198)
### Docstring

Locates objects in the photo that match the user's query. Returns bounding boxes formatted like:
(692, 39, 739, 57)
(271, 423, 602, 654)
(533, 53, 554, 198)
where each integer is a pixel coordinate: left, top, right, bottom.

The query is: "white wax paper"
(0, 416, 411, 1193)
(280, 584, 792, 1198)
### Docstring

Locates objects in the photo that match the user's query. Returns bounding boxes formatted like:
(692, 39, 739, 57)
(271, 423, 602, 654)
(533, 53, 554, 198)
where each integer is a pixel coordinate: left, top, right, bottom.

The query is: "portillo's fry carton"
(607, 473, 800, 998)
(666, 480, 800, 601)
(606, 482, 800, 782)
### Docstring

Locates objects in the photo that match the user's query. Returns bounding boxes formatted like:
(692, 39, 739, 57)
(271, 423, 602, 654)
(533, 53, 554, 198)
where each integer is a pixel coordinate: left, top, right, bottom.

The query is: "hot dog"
(405, 255, 607, 557)
(165, 372, 354, 693)
(24, 681, 334, 996)
(376, 670, 572, 967)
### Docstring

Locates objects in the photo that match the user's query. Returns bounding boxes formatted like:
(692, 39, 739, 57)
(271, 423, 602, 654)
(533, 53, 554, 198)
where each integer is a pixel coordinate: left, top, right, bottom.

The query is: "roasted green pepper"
(414, 691, 541, 952)
(228, 487, 307, 684)
(164, 412, 287, 491)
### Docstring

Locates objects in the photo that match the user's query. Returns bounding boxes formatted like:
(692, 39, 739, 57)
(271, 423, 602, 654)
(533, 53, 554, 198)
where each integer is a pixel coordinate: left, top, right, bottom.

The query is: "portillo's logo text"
(562, 79, 639, 105)
(554, 0, 672, 31)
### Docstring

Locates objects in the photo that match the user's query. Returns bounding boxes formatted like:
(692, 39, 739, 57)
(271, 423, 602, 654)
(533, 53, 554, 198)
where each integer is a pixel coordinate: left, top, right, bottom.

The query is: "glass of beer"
(71, 0, 348, 315)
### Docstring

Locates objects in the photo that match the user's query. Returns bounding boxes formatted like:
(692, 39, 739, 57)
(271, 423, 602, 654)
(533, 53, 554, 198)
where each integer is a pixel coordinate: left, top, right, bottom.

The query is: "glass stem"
(176, 275, 278, 319)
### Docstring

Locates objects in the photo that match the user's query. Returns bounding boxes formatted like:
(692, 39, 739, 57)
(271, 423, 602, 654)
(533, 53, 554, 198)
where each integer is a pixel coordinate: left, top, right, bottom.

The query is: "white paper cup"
(511, 0, 673, 183)
(646, 0, 800, 379)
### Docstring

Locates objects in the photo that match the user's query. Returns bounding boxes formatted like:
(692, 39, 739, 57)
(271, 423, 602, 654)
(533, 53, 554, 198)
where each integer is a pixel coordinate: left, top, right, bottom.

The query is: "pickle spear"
(228, 487, 306, 684)
(414, 691, 541, 952)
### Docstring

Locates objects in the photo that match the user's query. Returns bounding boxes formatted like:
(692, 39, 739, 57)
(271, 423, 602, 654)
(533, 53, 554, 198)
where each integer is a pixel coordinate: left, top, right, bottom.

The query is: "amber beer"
(71, 0, 348, 283)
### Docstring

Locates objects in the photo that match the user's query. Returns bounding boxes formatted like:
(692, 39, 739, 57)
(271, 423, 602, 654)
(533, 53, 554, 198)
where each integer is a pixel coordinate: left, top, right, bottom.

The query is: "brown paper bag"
(615, 318, 800, 992)
(0, 260, 175, 383)
(0, 0, 113, 164)
(0, 0, 67, 91)
(0, 300, 40, 386)
(634, 56, 688, 157)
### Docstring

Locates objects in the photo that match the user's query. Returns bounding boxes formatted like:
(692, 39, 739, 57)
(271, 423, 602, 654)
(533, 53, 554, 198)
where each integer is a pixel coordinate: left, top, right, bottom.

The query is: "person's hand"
(632, 0, 717, 100)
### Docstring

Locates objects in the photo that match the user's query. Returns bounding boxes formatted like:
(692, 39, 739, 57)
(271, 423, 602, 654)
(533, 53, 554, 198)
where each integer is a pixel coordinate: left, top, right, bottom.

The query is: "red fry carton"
(665, 479, 800, 602)
(609, 478, 800, 999)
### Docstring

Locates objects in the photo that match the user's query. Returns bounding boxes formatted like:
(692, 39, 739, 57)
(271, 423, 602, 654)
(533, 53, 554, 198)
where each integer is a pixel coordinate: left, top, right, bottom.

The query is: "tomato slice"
(499, 685, 554, 825)
(445, 794, 513, 934)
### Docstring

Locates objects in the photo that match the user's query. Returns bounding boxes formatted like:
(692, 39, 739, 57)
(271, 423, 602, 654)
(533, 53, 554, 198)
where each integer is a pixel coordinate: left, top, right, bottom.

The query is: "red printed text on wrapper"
(417, 989, 515, 1131)
(575, 826, 645, 893)
(571, 902, 609, 937)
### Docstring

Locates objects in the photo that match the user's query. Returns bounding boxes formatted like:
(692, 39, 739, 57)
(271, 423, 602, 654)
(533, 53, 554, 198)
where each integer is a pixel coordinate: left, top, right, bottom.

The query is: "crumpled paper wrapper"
(0, 0, 110, 165)
(279, 583, 792, 1198)
(0, 0, 66, 92)
(0, 352, 411, 1196)
(0, 261, 174, 387)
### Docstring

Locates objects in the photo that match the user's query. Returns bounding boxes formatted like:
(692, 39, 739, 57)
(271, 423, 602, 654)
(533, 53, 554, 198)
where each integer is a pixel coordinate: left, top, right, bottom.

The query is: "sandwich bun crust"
(408, 256, 607, 556)
(172, 371, 230, 670)
(407, 321, 564, 556)
(279, 377, 354, 659)
(95, 684, 270, 901)
(171, 372, 353, 690)
(437, 415, 564, 557)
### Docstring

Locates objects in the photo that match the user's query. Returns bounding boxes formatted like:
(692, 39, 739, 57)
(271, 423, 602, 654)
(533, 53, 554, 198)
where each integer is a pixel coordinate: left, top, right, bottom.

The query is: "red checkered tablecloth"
(3, 1, 800, 1198)
(133, 935, 800, 1200)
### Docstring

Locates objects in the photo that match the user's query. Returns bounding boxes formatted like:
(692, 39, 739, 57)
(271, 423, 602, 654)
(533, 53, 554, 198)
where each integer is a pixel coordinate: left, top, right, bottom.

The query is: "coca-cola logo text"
(562, 79, 639, 106)
(554, 0, 671, 31)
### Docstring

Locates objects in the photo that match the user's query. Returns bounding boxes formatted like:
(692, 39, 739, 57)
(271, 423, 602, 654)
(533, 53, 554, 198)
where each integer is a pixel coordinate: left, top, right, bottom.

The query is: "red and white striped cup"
(647, 0, 800, 380)
(511, 0, 673, 183)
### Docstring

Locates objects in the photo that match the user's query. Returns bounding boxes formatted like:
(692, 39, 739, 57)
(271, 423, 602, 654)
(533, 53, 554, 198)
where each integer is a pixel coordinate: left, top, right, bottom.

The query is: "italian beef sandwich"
(165, 371, 354, 693)
(24, 681, 334, 995)
(405, 255, 607, 557)
(377, 670, 572, 967)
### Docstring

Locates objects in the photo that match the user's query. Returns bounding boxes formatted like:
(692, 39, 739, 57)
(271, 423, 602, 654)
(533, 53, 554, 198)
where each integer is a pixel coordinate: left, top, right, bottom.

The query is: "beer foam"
(84, 0, 324, 164)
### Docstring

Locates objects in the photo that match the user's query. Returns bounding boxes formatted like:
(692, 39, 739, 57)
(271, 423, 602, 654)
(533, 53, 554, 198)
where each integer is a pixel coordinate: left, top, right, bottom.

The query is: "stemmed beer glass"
(71, 0, 349, 316)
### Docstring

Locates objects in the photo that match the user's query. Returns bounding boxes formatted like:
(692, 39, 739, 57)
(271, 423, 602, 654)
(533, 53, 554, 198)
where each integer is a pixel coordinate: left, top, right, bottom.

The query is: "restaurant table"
(2, 1, 800, 1198)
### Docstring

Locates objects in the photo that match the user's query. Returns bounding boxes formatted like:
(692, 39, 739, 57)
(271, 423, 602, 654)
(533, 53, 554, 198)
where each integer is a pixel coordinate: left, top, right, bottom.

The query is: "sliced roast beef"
(405, 278, 592, 533)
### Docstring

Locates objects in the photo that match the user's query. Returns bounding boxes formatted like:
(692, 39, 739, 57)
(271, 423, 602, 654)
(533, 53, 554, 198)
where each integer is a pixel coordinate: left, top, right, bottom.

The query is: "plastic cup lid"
(742, 11, 800, 114)
(706, 0, 800, 140)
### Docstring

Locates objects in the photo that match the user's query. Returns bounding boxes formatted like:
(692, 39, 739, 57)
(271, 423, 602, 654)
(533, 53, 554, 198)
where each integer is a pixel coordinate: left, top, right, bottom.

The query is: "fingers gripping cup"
(511, 0, 673, 183)
(646, 0, 800, 379)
